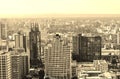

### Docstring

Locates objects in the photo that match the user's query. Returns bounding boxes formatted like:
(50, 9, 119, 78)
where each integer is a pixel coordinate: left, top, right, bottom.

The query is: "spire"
(30, 22, 40, 32)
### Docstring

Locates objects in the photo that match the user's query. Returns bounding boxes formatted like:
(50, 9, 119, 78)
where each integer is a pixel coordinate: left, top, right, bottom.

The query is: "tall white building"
(45, 34, 72, 79)
(0, 53, 11, 79)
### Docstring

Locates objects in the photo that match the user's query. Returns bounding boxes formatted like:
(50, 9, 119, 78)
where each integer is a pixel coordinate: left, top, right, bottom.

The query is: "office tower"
(0, 23, 7, 40)
(72, 35, 79, 54)
(0, 53, 11, 79)
(15, 33, 27, 52)
(72, 35, 80, 61)
(73, 34, 101, 62)
(29, 23, 42, 68)
(0, 23, 8, 52)
(0, 40, 8, 51)
(11, 52, 29, 79)
(45, 34, 71, 79)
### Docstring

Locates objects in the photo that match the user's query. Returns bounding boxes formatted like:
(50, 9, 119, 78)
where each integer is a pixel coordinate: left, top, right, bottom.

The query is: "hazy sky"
(0, 0, 120, 17)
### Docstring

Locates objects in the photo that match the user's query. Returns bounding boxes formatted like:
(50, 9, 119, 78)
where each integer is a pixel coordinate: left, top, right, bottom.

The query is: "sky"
(0, 0, 120, 17)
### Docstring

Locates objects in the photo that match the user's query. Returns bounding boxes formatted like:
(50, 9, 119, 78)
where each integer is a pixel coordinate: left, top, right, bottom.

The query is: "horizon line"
(0, 14, 120, 18)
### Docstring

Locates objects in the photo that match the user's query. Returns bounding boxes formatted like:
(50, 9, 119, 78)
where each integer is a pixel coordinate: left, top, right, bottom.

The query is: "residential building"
(45, 34, 72, 79)
(0, 53, 11, 79)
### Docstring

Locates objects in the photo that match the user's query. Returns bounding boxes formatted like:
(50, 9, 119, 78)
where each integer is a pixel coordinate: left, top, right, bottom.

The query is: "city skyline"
(0, 18, 120, 78)
(0, 0, 120, 18)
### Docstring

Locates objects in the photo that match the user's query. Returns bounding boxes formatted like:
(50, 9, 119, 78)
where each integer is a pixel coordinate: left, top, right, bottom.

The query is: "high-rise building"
(0, 40, 8, 51)
(29, 23, 42, 68)
(0, 23, 7, 40)
(45, 34, 72, 79)
(0, 53, 11, 79)
(0, 23, 8, 52)
(72, 34, 101, 62)
(15, 33, 27, 52)
(0, 52, 29, 79)
(11, 52, 29, 79)
(72, 35, 79, 54)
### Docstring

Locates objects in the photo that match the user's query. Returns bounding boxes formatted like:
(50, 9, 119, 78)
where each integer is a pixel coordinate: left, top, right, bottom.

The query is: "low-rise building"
(93, 60, 108, 72)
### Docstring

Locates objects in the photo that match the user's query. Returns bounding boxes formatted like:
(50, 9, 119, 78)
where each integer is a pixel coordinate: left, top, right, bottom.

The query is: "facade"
(0, 23, 8, 51)
(0, 23, 7, 40)
(73, 34, 101, 62)
(72, 35, 79, 55)
(15, 34, 27, 52)
(11, 52, 29, 79)
(71, 61, 77, 77)
(0, 52, 29, 79)
(29, 23, 42, 68)
(0, 40, 8, 51)
(41, 42, 45, 64)
(0, 53, 11, 79)
(45, 34, 71, 79)
(93, 60, 108, 73)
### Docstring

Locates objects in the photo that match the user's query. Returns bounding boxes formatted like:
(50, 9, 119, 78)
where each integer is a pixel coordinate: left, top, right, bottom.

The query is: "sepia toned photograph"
(0, 0, 120, 79)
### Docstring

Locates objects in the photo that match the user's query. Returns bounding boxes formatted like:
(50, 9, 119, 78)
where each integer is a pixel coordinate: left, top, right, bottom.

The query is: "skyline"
(0, 0, 120, 18)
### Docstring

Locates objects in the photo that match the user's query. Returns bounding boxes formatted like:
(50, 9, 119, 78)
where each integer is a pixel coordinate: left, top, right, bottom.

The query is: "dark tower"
(29, 23, 42, 68)
(72, 34, 101, 62)
(23, 35, 27, 52)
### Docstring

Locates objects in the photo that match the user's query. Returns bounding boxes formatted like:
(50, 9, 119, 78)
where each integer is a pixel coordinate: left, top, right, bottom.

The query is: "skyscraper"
(29, 23, 42, 68)
(45, 34, 72, 79)
(73, 34, 101, 62)
(0, 23, 8, 52)
(11, 52, 29, 79)
(0, 23, 7, 40)
(15, 33, 27, 52)
(0, 53, 11, 79)
(0, 40, 8, 51)
(0, 52, 29, 79)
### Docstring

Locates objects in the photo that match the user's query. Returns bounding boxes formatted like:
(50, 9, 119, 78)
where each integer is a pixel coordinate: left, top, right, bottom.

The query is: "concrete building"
(0, 52, 29, 79)
(93, 60, 108, 73)
(0, 23, 8, 51)
(0, 23, 7, 40)
(45, 34, 72, 79)
(72, 35, 79, 55)
(0, 53, 11, 79)
(15, 34, 27, 52)
(71, 61, 77, 77)
(101, 49, 120, 64)
(0, 40, 8, 52)
(11, 52, 29, 79)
